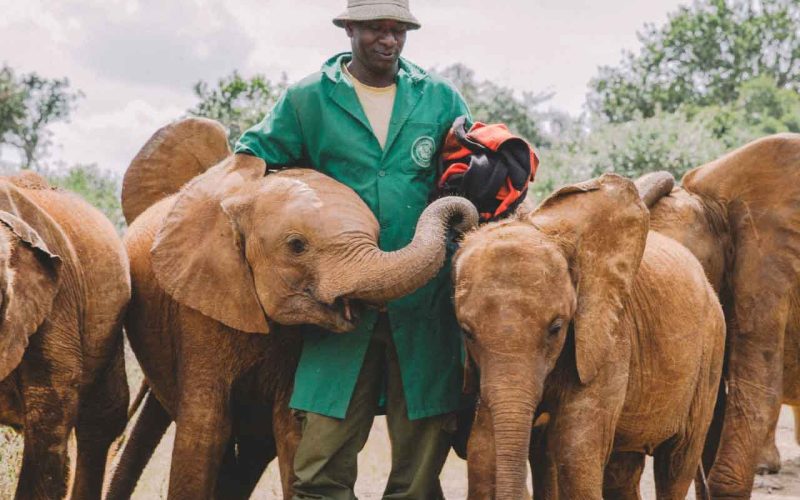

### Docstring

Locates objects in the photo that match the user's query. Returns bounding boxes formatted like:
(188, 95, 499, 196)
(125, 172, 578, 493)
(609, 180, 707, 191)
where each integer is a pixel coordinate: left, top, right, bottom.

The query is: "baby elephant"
(454, 174, 725, 499)
(0, 173, 130, 499)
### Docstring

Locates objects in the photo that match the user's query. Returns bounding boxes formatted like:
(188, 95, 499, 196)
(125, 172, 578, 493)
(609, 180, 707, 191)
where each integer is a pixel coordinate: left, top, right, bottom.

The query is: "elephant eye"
(460, 326, 475, 341)
(286, 235, 308, 255)
(547, 318, 563, 336)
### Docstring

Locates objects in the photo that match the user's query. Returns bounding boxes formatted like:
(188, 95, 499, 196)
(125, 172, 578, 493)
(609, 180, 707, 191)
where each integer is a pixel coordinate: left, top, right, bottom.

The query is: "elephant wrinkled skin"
(106, 118, 478, 499)
(454, 174, 725, 499)
(0, 172, 130, 500)
(638, 133, 800, 497)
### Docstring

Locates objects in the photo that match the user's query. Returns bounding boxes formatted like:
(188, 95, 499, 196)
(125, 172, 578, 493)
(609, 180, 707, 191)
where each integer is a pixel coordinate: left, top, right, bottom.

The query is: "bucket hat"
(333, 0, 421, 30)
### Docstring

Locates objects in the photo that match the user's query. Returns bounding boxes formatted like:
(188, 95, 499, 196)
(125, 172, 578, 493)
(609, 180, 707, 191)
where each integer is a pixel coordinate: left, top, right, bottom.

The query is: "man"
(235, 1, 470, 498)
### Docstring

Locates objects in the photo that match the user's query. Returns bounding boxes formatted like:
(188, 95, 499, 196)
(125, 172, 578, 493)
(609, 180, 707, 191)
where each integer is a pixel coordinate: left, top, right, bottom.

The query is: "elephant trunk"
(340, 196, 478, 303)
(486, 371, 541, 500)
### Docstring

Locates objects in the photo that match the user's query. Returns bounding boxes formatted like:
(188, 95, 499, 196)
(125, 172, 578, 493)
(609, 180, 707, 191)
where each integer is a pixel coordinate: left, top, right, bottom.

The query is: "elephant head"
(129, 119, 479, 334)
(0, 209, 62, 380)
(453, 174, 648, 498)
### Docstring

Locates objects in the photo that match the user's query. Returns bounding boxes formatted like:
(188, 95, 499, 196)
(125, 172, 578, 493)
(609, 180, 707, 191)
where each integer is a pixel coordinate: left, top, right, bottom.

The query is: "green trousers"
(292, 314, 454, 500)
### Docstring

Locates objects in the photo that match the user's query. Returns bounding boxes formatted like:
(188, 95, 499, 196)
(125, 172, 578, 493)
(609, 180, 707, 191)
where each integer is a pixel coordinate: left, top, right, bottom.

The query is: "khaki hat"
(333, 0, 421, 30)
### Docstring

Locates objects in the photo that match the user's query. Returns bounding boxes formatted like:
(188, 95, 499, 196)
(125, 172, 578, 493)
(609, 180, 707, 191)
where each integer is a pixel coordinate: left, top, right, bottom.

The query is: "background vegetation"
(2, 0, 799, 224)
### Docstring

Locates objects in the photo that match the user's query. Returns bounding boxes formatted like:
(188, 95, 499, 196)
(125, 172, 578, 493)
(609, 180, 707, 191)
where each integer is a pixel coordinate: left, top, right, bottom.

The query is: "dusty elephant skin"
(637, 133, 800, 498)
(453, 174, 725, 499)
(106, 118, 478, 500)
(0, 172, 131, 499)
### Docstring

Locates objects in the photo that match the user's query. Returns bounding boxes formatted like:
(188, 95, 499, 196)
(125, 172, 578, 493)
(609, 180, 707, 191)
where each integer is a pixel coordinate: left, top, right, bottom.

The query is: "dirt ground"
(123, 406, 800, 499)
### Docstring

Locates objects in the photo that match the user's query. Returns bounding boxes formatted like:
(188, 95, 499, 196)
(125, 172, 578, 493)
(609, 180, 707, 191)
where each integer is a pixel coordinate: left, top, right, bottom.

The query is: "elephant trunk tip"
(430, 196, 479, 234)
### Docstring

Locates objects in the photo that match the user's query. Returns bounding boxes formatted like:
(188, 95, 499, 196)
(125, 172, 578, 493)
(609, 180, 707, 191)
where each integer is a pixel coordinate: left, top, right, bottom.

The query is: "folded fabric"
(435, 115, 539, 222)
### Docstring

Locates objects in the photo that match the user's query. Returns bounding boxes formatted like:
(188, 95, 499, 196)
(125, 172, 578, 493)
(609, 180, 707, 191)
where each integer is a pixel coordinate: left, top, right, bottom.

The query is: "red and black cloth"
(434, 115, 539, 222)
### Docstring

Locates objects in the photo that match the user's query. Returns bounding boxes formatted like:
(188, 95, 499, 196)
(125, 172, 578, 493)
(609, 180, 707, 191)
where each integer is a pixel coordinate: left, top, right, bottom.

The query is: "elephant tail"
(121, 117, 231, 225)
(695, 462, 712, 500)
(107, 386, 172, 500)
(634, 171, 675, 209)
(127, 379, 149, 420)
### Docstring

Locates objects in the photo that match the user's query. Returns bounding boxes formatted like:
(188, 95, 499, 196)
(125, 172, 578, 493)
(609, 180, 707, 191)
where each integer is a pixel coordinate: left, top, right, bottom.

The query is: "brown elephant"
(0, 172, 130, 499)
(453, 173, 725, 499)
(106, 118, 478, 499)
(635, 133, 800, 497)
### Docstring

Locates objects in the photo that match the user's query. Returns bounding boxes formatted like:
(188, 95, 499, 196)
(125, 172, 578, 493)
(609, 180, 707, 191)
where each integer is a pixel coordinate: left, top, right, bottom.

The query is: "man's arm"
(235, 88, 305, 168)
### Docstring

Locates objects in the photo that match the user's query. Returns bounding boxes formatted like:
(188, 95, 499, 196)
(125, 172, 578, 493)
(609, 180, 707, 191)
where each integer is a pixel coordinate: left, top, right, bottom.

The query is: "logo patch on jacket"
(411, 136, 435, 168)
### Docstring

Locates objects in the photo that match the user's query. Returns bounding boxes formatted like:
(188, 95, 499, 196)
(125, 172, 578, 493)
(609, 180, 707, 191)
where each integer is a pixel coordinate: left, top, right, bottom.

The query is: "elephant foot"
(708, 469, 754, 500)
(755, 442, 781, 475)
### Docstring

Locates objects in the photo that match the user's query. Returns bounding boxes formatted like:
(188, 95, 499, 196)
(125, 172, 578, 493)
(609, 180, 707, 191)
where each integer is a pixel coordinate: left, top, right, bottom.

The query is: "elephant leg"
(214, 402, 276, 500)
(755, 402, 782, 474)
(168, 383, 232, 500)
(709, 291, 788, 498)
(213, 435, 274, 500)
(794, 405, 800, 445)
(547, 397, 622, 500)
(16, 331, 81, 500)
(700, 379, 725, 475)
(273, 390, 301, 498)
(71, 338, 129, 500)
(531, 416, 557, 500)
(602, 451, 644, 500)
(106, 388, 172, 500)
(653, 434, 706, 500)
(467, 400, 496, 500)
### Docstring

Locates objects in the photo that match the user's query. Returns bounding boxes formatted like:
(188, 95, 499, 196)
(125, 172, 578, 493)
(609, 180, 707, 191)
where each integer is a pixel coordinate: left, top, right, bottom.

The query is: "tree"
(434, 64, 553, 146)
(696, 75, 800, 147)
(0, 65, 82, 169)
(589, 0, 800, 123)
(47, 164, 125, 232)
(0, 67, 25, 141)
(188, 71, 287, 147)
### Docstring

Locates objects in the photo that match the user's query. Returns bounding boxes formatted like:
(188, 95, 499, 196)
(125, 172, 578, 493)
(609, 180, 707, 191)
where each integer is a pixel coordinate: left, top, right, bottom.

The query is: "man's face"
(345, 20, 408, 74)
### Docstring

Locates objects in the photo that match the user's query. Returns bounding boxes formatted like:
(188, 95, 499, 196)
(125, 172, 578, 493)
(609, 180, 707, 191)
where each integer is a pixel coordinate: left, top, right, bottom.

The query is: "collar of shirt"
(321, 52, 428, 86)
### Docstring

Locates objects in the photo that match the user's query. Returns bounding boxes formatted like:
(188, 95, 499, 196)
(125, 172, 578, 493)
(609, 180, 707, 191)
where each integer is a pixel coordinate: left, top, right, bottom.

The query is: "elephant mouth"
(328, 296, 371, 327)
(299, 293, 373, 332)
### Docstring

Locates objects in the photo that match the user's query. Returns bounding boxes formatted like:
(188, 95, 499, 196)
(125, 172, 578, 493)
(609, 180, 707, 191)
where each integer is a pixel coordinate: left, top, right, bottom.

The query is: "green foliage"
(0, 65, 82, 169)
(583, 111, 727, 179)
(0, 67, 25, 141)
(589, 0, 800, 123)
(188, 71, 287, 147)
(435, 64, 552, 146)
(537, 75, 800, 190)
(47, 164, 125, 232)
(695, 75, 800, 147)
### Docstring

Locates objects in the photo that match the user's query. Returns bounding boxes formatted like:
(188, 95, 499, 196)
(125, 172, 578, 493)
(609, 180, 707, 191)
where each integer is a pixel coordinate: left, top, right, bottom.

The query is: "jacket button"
(378, 170, 387, 177)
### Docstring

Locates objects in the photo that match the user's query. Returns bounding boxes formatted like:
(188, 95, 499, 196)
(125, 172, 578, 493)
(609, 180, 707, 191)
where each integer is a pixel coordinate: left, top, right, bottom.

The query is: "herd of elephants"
(0, 116, 798, 500)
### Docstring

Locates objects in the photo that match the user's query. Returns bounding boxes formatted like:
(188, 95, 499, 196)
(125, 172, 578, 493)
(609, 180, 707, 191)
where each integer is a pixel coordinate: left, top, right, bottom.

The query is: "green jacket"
(235, 53, 471, 419)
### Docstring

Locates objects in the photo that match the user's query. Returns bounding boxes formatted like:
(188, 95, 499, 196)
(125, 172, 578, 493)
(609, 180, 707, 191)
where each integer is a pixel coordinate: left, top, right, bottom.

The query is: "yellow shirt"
(342, 63, 397, 149)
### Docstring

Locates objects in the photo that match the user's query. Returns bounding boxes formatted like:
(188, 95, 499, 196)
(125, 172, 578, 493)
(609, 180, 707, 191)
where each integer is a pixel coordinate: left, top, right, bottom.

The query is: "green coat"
(235, 53, 471, 420)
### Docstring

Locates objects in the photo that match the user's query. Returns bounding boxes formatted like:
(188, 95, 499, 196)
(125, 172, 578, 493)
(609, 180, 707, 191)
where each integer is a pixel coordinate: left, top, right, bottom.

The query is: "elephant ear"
(683, 133, 800, 337)
(151, 154, 271, 334)
(0, 211, 62, 380)
(122, 117, 231, 225)
(531, 174, 649, 384)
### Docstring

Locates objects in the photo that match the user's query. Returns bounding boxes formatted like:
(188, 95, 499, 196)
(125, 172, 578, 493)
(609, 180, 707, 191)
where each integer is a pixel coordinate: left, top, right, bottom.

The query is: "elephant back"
(121, 117, 231, 224)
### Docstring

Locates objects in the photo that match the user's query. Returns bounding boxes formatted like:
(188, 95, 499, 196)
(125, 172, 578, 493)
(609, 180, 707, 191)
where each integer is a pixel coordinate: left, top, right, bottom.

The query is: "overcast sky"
(0, 0, 686, 174)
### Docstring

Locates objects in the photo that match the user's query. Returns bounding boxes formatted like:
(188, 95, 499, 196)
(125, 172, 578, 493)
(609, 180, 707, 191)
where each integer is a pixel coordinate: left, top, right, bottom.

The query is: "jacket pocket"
(400, 121, 442, 174)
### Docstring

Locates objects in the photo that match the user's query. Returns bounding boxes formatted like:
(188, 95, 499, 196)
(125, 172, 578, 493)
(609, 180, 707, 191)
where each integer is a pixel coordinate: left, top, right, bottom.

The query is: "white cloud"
(48, 99, 187, 174)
